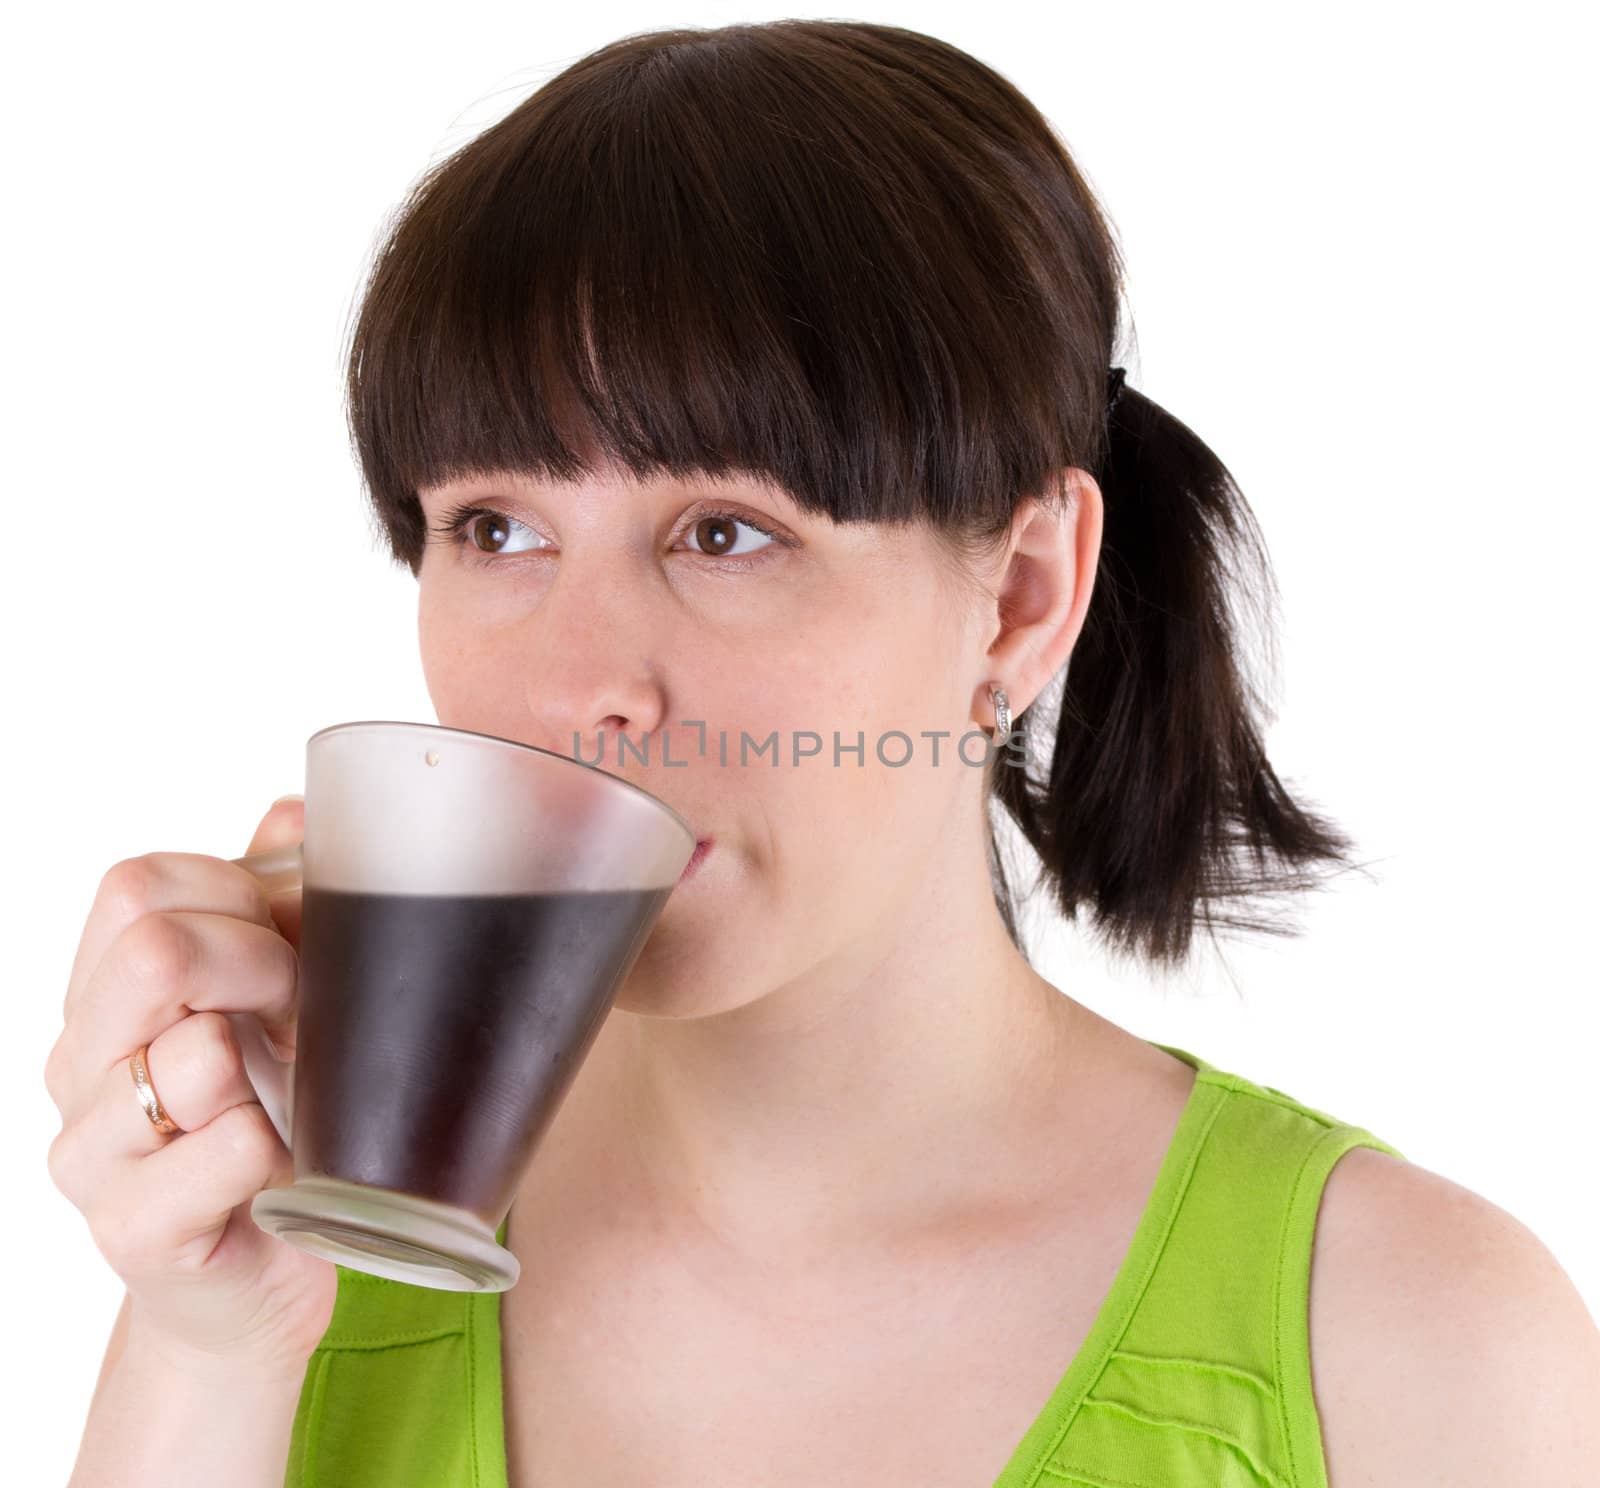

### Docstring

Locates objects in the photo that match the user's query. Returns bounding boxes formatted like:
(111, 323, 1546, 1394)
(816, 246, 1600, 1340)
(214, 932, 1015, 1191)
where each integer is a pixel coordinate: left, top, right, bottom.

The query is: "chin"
(608, 942, 756, 1020)
(609, 976, 734, 1020)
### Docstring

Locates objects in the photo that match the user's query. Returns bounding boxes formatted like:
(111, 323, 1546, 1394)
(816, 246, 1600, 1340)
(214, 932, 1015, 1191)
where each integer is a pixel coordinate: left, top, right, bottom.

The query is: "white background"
(7, 2, 1595, 1480)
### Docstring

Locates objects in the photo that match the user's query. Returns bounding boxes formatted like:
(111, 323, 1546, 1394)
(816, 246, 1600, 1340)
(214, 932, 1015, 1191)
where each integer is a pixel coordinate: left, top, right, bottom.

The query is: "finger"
(56, 911, 299, 1124)
(117, 1010, 261, 1158)
(64, 849, 277, 1026)
(244, 798, 304, 955)
(91, 1098, 293, 1283)
(48, 1011, 261, 1208)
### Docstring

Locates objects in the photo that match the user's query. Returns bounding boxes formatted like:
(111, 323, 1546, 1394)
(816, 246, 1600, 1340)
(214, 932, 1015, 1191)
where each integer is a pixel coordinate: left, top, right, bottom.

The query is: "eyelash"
(428, 501, 794, 572)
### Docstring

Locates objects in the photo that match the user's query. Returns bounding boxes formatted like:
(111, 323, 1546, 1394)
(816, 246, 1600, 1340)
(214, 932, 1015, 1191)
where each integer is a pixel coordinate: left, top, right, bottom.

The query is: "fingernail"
(272, 793, 304, 806)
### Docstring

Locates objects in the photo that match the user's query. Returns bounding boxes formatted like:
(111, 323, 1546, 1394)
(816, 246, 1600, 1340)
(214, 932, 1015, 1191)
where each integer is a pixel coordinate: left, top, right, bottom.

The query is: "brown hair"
(343, 19, 1369, 975)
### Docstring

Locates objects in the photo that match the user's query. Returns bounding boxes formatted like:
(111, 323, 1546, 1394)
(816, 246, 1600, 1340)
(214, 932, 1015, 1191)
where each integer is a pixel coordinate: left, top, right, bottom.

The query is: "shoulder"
(1307, 1144, 1600, 1486)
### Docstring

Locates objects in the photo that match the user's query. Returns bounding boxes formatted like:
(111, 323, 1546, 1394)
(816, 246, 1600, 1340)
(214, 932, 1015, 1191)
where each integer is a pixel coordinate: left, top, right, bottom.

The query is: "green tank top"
(283, 1042, 1406, 1486)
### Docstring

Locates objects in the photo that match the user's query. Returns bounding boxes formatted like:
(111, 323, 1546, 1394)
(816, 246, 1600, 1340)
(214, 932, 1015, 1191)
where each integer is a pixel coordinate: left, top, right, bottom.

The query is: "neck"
(563, 834, 1096, 1264)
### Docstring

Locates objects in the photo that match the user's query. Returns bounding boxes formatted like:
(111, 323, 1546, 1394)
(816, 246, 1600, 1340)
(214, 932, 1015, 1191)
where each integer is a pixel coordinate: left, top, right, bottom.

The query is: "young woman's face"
(415, 462, 998, 1018)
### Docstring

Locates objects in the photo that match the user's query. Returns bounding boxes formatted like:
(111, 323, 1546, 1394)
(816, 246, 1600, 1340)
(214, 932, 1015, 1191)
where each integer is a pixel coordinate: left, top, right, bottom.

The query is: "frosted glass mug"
(225, 720, 695, 1292)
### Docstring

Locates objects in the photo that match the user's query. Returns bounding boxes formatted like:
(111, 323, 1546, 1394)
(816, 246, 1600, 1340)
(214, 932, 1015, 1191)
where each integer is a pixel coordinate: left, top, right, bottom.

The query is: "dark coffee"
(292, 884, 672, 1218)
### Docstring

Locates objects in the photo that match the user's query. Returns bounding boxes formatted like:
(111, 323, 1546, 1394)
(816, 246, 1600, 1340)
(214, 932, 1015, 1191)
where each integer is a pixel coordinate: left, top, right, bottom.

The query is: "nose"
(519, 568, 671, 761)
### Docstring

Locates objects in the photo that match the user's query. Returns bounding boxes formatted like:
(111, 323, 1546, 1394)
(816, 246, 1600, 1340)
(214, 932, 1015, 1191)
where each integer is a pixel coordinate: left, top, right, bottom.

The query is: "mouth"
(678, 836, 714, 884)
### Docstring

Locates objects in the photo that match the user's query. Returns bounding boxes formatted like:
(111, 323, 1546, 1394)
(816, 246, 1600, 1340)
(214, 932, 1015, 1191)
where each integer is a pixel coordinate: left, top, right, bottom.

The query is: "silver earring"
(987, 682, 1012, 744)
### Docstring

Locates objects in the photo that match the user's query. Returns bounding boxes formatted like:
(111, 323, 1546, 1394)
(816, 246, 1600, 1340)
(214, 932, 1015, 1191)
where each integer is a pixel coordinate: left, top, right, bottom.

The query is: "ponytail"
(990, 377, 1369, 974)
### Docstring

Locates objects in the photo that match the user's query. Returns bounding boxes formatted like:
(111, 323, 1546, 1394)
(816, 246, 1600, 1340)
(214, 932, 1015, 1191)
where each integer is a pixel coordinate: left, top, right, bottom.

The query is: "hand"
(45, 797, 336, 1379)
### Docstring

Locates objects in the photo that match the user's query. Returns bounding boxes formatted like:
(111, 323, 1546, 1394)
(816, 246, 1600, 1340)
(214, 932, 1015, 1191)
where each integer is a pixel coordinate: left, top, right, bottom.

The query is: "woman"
(50, 19, 1598, 1488)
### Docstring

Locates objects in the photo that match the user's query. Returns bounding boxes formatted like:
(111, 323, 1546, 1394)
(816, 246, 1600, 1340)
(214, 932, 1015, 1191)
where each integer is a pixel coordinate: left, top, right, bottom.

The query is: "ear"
(974, 469, 1103, 730)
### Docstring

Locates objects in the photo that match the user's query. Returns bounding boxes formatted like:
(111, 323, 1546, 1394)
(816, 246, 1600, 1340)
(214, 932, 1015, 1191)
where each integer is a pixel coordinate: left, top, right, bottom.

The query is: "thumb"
(244, 795, 304, 953)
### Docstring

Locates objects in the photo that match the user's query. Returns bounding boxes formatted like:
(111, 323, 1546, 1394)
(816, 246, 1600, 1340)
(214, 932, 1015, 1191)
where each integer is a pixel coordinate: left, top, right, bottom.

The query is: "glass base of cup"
(251, 1177, 518, 1292)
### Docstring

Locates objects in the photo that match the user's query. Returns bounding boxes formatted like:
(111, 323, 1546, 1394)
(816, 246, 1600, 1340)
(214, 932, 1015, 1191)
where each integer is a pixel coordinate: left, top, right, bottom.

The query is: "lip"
(678, 836, 714, 883)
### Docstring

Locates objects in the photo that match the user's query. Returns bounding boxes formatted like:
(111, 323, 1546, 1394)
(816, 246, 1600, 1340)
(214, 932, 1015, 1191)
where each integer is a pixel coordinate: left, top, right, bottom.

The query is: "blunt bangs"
(344, 23, 1117, 574)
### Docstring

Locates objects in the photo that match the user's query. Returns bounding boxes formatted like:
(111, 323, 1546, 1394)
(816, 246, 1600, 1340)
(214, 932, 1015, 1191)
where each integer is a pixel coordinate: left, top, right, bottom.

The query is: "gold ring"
(130, 1042, 180, 1135)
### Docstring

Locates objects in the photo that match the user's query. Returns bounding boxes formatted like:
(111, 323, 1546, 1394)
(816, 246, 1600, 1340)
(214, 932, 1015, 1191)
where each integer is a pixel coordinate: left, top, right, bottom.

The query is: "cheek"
(742, 618, 973, 886)
(417, 609, 481, 721)
(416, 577, 523, 724)
(743, 737, 966, 951)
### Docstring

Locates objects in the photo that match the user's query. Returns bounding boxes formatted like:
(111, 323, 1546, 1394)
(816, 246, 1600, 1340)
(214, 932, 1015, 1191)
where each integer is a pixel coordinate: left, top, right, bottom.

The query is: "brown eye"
(695, 516, 736, 554)
(469, 513, 512, 554)
(686, 513, 777, 559)
(443, 509, 544, 557)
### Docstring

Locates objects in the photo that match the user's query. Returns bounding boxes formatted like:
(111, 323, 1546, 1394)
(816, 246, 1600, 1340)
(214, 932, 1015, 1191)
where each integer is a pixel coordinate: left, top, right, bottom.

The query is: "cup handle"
(225, 841, 305, 1149)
